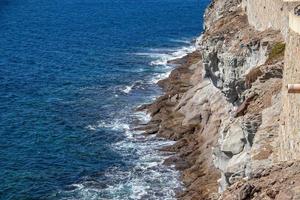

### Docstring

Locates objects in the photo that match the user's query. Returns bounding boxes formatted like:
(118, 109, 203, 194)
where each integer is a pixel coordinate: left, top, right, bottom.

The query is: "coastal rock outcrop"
(141, 0, 300, 199)
(197, 0, 286, 192)
(141, 51, 227, 199)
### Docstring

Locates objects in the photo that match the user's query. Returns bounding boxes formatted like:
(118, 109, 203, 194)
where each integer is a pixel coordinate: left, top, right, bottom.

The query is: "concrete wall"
(243, 0, 300, 161)
(289, 11, 300, 34)
(243, 0, 298, 40)
(279, 30, 300, 161)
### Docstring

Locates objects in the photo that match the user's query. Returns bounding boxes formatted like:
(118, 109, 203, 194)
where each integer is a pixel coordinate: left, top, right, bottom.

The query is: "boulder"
(221, 123, 245, 155)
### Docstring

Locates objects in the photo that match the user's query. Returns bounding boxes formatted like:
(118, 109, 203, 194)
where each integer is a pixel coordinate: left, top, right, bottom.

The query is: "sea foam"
(60, 39, 197, 200)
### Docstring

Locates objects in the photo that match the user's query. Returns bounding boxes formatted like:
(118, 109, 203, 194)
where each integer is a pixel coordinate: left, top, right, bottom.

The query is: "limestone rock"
(221, 123, 245, 155)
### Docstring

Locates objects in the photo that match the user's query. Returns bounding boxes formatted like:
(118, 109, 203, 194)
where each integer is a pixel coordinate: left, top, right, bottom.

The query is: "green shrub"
(268, 42, 286, 62)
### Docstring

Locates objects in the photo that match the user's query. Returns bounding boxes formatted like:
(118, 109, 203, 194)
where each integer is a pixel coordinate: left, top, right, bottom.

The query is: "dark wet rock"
(239, 184, 256, 200)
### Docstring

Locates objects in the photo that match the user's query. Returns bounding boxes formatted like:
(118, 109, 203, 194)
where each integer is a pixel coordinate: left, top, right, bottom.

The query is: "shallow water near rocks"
(0, 0, 209, 199)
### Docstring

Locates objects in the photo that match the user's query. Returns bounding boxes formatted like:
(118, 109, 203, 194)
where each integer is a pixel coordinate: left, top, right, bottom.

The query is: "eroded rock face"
(139, 50, 224, 199)
(141, 0, 295, 198)
(204, 0, 242, 30)
(197, 0, 286, 192)
(221, 161, 300, 200)
(200, 7, 282, 104)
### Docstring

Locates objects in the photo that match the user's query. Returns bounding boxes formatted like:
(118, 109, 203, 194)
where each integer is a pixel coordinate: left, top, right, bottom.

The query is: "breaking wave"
(117, 81, 144, 94)
(60, 111, 182, 200)
(57, 38, 197, 200)
(135, 44, 196, 66)
(135, 41, 197, 86)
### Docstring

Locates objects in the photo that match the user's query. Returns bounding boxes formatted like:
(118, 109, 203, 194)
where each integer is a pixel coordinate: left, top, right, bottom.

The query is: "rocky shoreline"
(138, 50, 219, 199)
(138, 50, 220, 199)
(138, 0, 300, 199)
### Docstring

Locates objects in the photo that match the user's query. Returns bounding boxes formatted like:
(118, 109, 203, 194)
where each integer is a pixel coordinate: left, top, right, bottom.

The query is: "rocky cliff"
(140, 0, 300, 199)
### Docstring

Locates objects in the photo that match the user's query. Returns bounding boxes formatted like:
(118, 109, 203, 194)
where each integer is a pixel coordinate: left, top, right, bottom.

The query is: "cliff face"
(141, 51, 225, 199)
(280, 27, 300, 161)
(141, 0, 300, 199)
(200, 0, 285, 193)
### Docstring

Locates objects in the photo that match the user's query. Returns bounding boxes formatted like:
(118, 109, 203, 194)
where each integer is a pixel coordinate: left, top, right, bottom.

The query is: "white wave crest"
(133, 111, 151, 124)
(150, 71, 171, 84)
(122, 85, 133, 94)
(150, 45, 196, 66)
(135, 42, 197, 85)
(169, 38, 191, 44)
(135, 43, 196, 67)
(115, 81, 144, 95)
(85, 119, 131, 136)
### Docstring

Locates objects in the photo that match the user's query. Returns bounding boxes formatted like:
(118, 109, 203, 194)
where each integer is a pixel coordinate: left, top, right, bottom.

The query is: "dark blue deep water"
(0, 0, 209, 199)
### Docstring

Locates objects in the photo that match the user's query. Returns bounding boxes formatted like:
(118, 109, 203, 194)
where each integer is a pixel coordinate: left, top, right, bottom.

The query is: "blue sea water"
(0, 0, 209, 199)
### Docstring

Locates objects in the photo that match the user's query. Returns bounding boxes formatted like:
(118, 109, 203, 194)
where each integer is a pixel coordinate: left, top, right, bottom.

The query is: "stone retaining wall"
(280, 30, 300, 161)
(243, 0, 298, 40)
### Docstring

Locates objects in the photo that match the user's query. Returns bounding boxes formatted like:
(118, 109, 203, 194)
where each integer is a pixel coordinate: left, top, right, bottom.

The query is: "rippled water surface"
(0, 0, 209, 199)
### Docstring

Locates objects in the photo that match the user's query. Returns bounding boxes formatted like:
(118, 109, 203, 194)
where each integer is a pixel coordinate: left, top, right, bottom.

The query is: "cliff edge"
(140, 0, 300, 199)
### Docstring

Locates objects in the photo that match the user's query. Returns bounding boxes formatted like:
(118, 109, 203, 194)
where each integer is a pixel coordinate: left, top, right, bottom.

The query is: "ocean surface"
(0, 0, 209, 199)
